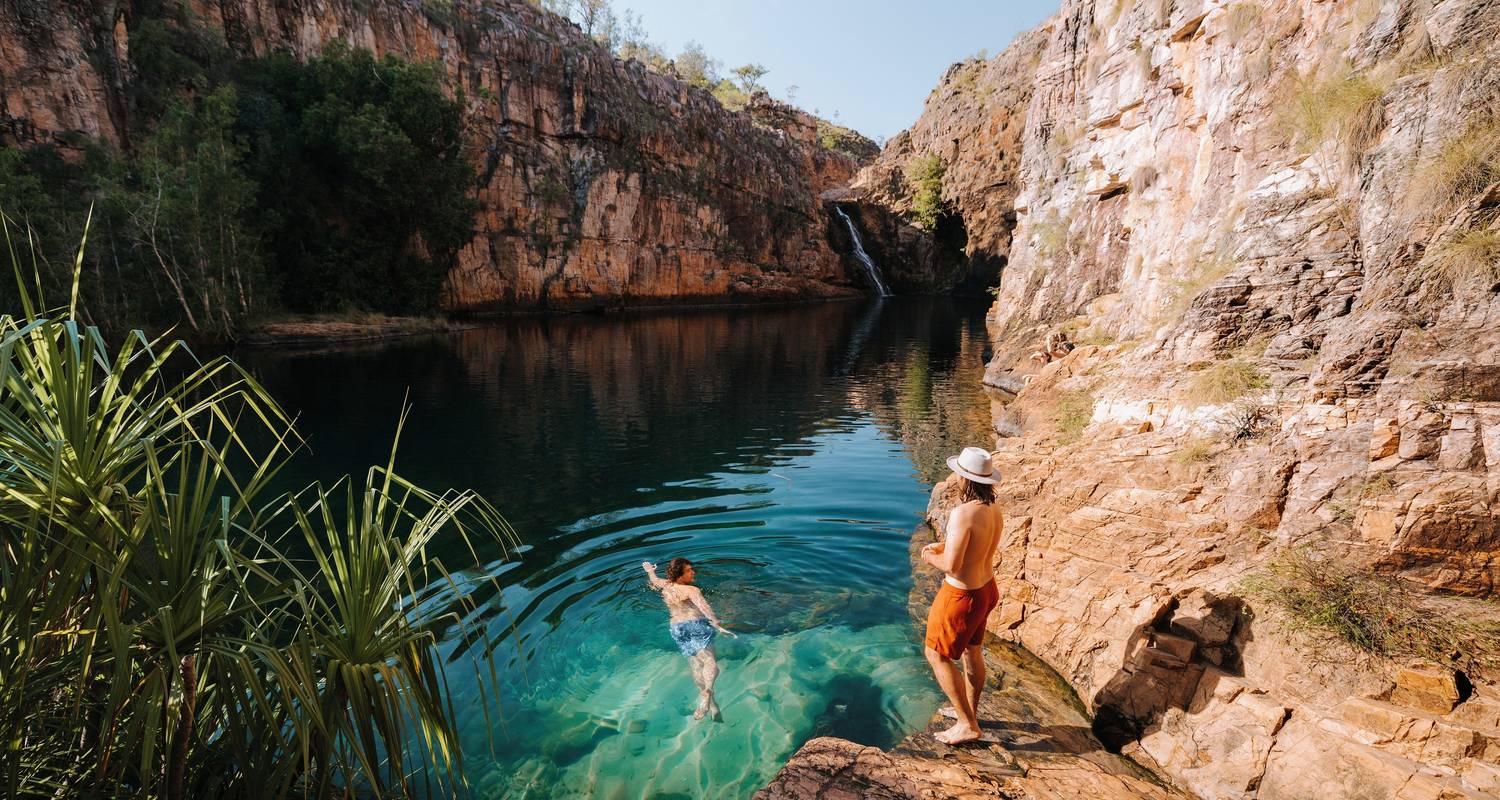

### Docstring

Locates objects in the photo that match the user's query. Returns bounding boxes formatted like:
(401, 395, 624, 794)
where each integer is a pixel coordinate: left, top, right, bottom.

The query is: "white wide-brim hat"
(947, 446, 1000, 484)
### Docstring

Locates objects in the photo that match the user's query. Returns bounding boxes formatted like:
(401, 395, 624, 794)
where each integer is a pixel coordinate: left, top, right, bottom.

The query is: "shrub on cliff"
(905, 153, 946, 232)
(1243, 548, 1500, 669)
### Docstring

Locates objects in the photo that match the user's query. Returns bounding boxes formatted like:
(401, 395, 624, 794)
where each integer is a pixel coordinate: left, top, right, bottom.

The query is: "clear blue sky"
(614, 0, 1059, 141)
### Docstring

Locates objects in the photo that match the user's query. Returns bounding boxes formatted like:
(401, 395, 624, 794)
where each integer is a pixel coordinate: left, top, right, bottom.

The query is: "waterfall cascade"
(833, 206, 891, 297)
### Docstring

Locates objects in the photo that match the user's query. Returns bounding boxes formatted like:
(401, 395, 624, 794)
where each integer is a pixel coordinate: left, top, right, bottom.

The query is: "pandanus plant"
(0, 214, 515, 798)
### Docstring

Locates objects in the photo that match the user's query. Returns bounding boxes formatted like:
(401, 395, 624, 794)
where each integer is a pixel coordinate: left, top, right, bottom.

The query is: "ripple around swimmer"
(458, 623, 941, 800)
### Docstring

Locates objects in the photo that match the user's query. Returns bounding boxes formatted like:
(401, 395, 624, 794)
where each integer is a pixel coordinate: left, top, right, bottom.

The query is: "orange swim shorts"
(923, 579, 999, 660)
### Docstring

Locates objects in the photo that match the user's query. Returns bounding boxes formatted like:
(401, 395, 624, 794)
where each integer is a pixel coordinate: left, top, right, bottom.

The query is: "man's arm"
(687, 587, 737, 637)
(921, 507, 972, 575)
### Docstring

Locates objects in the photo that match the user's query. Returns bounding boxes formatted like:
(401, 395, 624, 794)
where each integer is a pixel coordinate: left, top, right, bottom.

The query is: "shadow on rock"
(1091, 588, 1255, 751)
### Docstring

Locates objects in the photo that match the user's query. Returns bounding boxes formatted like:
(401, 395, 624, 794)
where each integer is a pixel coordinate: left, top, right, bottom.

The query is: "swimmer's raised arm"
(642, 561, 668, 591)
(685, 586, 737, 638)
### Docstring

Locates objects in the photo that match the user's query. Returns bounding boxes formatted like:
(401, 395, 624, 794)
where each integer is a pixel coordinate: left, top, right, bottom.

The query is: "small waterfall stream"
(834, 206, 891, 297)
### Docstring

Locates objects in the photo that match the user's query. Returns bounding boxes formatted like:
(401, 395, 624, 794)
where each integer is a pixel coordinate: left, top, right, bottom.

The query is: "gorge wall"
(776, 0, 1500, 797)
(0, 0, 878, 311)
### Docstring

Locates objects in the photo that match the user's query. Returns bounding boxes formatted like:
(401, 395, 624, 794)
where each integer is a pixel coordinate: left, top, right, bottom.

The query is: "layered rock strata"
(776, 0, 1500, 796)
(0, 0, 878, 310)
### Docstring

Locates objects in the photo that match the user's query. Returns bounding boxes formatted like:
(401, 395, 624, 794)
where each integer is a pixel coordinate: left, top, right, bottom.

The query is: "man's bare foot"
(934, 722, 982, 745)
(709, 702, 722, 722)
(693, 699, 710, 720)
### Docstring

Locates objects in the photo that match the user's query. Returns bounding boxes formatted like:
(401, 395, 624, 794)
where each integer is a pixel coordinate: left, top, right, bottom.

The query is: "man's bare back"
(943, 500, 1001, 588)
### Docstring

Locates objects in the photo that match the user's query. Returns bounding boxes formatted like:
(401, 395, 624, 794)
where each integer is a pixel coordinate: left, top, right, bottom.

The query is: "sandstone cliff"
(0, 0, 880, 310)
(782, 0, 1500, 797)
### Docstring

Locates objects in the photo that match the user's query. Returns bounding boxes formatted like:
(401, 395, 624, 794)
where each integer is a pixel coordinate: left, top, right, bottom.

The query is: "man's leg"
(925, 645, 980, 744)
(702, 646, 721, 718)
(690, 650, 714, 719)
(961, 644, 986, 721)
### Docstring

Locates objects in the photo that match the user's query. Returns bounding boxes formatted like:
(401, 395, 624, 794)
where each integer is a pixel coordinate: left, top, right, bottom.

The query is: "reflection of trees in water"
(238, 298, 996, 654)
(844, 303, 997, 484)
(244, 298, 994, 537)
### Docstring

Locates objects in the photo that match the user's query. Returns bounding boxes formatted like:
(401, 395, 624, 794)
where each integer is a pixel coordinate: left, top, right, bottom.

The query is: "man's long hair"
(959, 476, 995, 505)
(666, 557, 693, 583)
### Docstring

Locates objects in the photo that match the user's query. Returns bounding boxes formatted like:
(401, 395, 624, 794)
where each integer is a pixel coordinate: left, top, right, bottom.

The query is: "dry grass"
(1052, 389, 1095, 444)
(1406, 118, 1500, 216)
(1425, 224, 1500, 289)
(1172, 437, 1216, 465)
(1243, 548, 1500, 670)
(1185, 358, 1268, 405)
(1360, 474, 1394, 497)
(1032, 213, 1072, 260)
(1160, 250, 1235, 323)
(1280, 63, 1389, 168)
(1224, 1, 1262, 40)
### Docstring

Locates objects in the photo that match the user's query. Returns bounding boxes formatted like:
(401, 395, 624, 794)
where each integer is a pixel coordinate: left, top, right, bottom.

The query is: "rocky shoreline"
(757, 520, 1184, 800)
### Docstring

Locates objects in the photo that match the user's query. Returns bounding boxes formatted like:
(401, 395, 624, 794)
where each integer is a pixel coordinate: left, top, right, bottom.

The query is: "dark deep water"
(240, 297, 997, 799)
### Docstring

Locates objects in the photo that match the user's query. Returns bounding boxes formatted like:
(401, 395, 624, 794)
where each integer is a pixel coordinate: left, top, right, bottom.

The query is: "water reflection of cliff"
(842, 301, 999, 484)
(243, 298, 993, 539)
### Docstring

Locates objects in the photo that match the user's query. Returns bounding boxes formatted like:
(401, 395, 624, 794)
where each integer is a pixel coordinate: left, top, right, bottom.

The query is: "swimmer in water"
(643, 558, 737, 720)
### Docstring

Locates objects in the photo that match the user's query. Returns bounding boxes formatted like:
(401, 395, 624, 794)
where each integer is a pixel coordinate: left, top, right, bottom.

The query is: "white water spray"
(834, 206, 891, 297)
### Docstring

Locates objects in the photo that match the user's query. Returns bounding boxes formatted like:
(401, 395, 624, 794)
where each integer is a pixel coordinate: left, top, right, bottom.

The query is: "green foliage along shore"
(0, 231, 513, 798)
(0, 27, 475, 341)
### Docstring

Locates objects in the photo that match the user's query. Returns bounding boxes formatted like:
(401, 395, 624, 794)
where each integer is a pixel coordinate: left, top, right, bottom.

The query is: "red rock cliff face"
(0, 0, 865, 310)
(773, 1, 1500, 798)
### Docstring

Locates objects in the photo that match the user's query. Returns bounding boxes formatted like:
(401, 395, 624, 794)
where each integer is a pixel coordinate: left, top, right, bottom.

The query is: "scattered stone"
(1391, 667, 1464, 715)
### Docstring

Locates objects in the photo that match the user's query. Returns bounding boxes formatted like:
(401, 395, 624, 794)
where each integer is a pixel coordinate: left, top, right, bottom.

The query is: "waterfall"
(834, 206, 891, 297)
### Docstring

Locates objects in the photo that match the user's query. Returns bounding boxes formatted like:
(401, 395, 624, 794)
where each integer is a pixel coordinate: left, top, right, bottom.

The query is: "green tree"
(100, 86, 266, 338)
(236, 44, 477, 314)
(905, 153, 946, 232)
(674, 41, 721, 88)
(732, 62, 769, 92)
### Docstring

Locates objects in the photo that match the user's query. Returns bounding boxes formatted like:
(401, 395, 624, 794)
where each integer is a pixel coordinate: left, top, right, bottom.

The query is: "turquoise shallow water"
(240, 297, 997, 799)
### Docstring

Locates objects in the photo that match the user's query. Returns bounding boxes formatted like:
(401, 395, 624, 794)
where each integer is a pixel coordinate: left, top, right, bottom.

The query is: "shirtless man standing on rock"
(919, 446, 1003, 744)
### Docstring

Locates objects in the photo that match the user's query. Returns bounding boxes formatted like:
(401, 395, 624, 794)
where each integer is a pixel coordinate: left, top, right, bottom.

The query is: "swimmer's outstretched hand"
(716, 624, 738, 639)
(642, 561, 656, 572)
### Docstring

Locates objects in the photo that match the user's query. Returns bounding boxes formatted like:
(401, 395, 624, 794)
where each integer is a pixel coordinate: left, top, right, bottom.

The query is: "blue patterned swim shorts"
(669, 618, 717, 657)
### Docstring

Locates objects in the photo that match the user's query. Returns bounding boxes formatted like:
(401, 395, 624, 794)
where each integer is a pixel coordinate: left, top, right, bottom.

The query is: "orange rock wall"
(0, 0, 863, 310)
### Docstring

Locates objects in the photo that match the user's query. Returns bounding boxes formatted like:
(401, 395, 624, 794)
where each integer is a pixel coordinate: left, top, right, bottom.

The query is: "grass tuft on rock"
(1244, 548, 1500, 669)
(1426, 223, 1500, 288)
(1407, 116, 1500, 215)
(1051, 389, 1095, 444)
(1279, 63, 1389, 168)
(1171, 437, 1216, 465)
(1185, 358, 1267, 405)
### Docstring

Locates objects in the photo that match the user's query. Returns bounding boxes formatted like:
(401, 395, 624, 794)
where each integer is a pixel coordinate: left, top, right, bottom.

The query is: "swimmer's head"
(666, 557, 695, 584)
